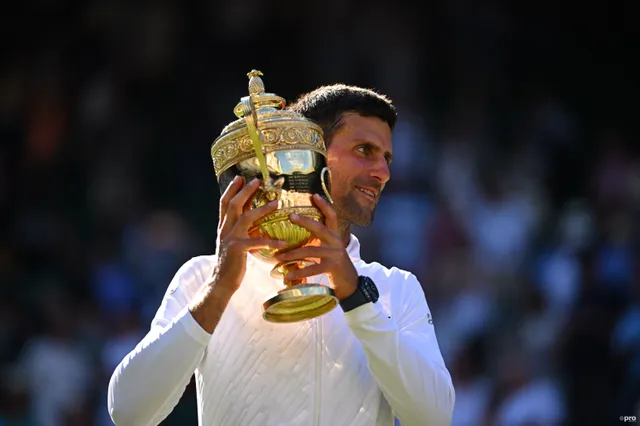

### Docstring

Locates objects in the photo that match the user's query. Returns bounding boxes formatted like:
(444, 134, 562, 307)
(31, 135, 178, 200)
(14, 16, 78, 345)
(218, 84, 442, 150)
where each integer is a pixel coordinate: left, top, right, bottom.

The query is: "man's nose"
(370, 158, 390, 184)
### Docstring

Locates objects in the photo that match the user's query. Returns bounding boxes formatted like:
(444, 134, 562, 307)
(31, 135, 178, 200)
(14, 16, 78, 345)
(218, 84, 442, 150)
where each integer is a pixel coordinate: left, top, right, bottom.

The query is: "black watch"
(340, 276, 379, 312)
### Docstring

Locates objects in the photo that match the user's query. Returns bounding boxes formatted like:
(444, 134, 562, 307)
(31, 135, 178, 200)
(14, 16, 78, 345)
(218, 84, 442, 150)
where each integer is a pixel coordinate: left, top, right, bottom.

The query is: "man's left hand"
(274, 194, 358, 301)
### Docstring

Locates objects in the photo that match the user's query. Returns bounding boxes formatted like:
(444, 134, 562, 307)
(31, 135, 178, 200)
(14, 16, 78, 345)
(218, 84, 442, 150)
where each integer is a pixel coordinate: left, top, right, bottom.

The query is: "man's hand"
(190, 176, 287, 334)
(274, 194, 358, 301)
(214, 176, 287, 293)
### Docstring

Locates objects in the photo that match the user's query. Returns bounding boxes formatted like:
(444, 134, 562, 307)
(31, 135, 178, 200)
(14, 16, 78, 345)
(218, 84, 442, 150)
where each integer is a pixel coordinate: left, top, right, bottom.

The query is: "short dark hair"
(288, 84, 397, 145)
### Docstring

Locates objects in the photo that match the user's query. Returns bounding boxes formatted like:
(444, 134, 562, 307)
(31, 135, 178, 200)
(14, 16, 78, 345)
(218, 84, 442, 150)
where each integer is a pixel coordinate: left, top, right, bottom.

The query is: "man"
(107, 84, 455, 426)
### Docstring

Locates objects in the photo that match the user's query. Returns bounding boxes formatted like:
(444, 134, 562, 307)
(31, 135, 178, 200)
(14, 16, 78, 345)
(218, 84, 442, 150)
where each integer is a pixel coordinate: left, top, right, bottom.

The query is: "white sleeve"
(107, 257, 214, 426)
(344, 272, 455, 426)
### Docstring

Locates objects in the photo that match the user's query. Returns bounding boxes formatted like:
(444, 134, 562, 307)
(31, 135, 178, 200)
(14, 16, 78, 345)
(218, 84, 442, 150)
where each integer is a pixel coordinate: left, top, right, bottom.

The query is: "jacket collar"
(346, 234, 361, 262)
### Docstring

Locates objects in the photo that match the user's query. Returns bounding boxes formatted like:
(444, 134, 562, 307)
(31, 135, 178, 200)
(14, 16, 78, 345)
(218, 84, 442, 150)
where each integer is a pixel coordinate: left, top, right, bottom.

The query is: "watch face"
(360, 276, 379, 303)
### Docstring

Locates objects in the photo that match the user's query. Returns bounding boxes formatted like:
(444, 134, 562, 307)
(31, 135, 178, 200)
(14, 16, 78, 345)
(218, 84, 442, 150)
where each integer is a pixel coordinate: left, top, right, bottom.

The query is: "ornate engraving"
(211, 125, 326, 177)
(251, 206, 323, 229)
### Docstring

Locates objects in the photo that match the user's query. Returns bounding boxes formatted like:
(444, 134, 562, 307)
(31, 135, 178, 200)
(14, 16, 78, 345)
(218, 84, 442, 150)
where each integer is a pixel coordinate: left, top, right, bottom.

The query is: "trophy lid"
(211, 70, 327, 179)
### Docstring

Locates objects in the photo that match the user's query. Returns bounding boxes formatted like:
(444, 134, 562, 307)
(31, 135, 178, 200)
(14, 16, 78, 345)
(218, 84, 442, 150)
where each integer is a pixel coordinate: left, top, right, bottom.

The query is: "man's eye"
(356, 145, 369, 154)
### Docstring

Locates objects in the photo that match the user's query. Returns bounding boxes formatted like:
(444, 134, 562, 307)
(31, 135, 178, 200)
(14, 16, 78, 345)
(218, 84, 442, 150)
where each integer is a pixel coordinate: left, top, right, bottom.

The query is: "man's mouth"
(355, 186, 378, 201)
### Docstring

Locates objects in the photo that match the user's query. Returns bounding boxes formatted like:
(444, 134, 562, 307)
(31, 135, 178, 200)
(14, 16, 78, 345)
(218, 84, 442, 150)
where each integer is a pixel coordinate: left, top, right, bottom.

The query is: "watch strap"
(340, 276, 377, 313)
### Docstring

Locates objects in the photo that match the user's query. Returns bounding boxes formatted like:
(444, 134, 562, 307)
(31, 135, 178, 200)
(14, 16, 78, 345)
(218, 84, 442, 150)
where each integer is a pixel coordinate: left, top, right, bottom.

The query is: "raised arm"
(108, 176, 285, 425)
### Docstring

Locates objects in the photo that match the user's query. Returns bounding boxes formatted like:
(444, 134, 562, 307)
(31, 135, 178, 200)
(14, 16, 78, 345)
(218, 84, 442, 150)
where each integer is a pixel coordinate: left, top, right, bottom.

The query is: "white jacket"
(108, 235, 454, 426)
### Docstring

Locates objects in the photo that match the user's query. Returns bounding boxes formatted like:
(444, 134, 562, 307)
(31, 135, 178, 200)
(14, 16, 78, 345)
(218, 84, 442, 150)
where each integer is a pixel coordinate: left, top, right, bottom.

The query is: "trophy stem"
(263, 260, 339, 323)
(270, 260, 311, 287)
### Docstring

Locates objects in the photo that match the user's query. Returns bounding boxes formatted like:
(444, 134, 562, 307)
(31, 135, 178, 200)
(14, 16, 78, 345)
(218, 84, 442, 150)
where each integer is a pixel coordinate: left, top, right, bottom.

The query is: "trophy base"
(263, 284, 338, 323)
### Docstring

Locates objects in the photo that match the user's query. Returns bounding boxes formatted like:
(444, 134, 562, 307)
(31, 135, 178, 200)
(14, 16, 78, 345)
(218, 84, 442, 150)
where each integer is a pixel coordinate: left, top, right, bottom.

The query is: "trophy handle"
(241, 96, 270, 183)
(320, 167, 334, 204)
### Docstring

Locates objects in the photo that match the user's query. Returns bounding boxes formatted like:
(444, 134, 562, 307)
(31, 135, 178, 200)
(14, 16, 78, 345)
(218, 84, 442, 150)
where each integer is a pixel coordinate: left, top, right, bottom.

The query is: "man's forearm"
(108, 274, 235, 425)
(108, 307, 212, 425)
(188, 279, 236, 334)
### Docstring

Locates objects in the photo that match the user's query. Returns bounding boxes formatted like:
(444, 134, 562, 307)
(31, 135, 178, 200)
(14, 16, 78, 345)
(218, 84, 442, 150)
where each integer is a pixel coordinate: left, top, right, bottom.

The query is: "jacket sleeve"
(344, 271, 455, 426)
(107, 257, 214, 426)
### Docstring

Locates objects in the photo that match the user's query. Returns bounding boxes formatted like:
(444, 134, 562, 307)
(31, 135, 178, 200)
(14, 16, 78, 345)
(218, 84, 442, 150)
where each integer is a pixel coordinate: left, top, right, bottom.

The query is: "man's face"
(326, 112, 393, 227)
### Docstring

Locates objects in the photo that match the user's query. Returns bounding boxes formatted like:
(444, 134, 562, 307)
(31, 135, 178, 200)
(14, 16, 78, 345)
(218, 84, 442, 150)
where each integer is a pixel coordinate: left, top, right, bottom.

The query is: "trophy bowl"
(211, 70, 338, 323)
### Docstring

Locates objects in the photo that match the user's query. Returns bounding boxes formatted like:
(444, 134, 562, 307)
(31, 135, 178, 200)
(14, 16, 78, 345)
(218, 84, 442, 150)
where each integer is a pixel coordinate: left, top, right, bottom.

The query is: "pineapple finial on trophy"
(247, 69, 265, 96)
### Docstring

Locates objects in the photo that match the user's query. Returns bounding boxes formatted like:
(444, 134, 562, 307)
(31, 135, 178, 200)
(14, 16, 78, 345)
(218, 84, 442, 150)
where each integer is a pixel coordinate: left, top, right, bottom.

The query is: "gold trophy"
(211, 70, 338, 323)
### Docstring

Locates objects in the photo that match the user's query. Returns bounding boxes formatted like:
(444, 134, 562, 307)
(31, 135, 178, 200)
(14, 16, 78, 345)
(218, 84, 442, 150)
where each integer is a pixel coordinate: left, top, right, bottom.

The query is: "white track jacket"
(108, 235, 454, 426)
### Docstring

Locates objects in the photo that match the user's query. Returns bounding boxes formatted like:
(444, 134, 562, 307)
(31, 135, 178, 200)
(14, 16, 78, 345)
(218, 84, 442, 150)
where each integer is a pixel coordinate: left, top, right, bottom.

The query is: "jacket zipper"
(313, 316, 322, 426)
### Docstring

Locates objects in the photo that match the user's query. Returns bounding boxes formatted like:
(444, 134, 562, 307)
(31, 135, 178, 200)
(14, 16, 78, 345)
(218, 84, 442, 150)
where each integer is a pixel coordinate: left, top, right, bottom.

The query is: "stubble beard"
(334, 193, 376, 232)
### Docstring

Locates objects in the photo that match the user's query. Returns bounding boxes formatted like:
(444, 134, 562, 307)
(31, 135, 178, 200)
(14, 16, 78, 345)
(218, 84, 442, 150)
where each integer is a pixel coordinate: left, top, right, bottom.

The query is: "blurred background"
(1, 0, 638, 425)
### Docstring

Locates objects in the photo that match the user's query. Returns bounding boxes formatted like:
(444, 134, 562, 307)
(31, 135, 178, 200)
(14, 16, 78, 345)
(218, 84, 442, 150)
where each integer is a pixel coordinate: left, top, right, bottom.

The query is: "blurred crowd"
(1, 1, 638, 425)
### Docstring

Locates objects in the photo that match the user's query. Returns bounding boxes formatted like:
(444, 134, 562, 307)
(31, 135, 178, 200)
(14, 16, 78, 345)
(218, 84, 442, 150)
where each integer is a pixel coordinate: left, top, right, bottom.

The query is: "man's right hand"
(189, 175, 285, 334)
(213, 175, 286, 293)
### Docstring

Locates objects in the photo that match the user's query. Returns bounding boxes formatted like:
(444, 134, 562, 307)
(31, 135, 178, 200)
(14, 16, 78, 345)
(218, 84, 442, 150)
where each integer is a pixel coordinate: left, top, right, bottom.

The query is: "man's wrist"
(188, 280, 236, 334)
(339, 276, 379, 313)
(335, 277, 358, 301)
(207, 268, 241, 297)
(209, 281, 237, 300)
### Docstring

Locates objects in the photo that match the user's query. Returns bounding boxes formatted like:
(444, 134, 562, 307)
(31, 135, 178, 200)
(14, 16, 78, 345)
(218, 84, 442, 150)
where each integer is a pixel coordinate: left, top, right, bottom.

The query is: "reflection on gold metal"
(236, 150, 320, 176)
(211, 70, 337, 323)
(211, 70, 325, 179)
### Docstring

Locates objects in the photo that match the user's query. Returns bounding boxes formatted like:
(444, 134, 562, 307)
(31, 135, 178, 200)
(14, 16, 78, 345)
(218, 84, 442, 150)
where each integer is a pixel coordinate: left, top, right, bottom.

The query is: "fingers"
(226, 237, 287, 254)
(219, 176, 244, 228)
(288, 212, 340, 246)
(312, 194, 339, 235)
(275, 246, 336, 263)
(225, 178, 262, 223)
(284, 263, 328, 281)
(241, 238, 288, 251)
(237, 200, 279, 229)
